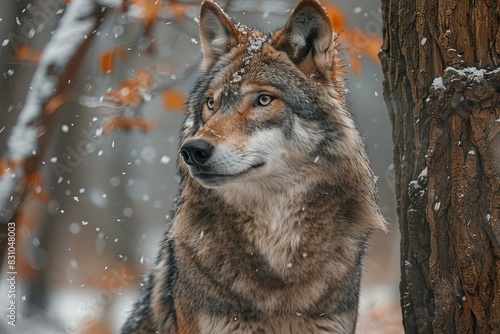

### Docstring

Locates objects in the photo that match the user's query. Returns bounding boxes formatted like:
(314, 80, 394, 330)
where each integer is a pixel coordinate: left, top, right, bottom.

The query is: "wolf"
(121, 0, 387, 333)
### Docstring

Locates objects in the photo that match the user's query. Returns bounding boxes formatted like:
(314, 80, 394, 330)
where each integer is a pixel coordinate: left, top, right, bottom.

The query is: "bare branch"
(0, 0, 110, 223)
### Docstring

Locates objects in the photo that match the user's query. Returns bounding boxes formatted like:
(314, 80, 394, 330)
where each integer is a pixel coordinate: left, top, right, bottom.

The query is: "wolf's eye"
(206, 97, 215, 110)
(257, 94, 273, 106)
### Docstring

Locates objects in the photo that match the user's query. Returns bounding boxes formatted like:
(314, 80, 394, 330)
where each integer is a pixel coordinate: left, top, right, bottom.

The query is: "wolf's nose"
(180, 139, 214, 166)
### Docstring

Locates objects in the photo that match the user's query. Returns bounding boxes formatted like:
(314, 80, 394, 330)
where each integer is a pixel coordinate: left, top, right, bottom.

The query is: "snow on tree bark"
(0, 0, 117, 224)
(380, 0, 500, 333)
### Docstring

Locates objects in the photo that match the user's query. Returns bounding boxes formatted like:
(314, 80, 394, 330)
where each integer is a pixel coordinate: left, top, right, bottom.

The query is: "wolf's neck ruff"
(121, 1, 387, 333)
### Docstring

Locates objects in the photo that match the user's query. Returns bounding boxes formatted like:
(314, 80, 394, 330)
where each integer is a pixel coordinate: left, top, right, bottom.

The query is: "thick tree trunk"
(380, 1, 500, 333)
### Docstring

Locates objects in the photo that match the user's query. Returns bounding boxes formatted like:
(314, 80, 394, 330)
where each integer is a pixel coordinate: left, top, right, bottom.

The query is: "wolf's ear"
(274, 0, 334, 75)
(199, 1, 240, 70)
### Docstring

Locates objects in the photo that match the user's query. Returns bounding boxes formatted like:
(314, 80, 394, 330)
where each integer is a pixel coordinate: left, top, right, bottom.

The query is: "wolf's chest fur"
(167, 184, 363, 332)
(198, 312, 356, 334)
(166, 182, 368, 327)
(121, 0, 387, 333)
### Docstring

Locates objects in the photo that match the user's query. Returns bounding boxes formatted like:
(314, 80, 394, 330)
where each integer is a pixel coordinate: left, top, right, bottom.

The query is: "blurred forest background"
(0, 0, 402, 333)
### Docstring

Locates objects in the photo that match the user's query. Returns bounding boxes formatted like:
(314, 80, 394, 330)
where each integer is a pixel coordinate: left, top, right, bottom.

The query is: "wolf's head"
(179, 0, 365, 193)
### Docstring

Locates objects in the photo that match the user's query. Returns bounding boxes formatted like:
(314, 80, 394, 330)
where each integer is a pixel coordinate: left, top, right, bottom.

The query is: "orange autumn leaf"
(16, 45, 43, 63)
(340, 29, 382, 63)
(78, 318, 113, 334)
(164, 2, 194, 21)
(0, 160, 50, 204)
(132, 0, 161, 27)
(163, 89, 186, 112)
(323, 3, 348, 33)
(99, 46, 128, 75)
(45, 92, 70, 116)
(323, 2, 382, 75)
(338, 30, 382, 74)
(0, 159, 22, 176)
(105, 70, 152, 107)
(0, 163, 6, 177)
(0, 160, 10, 176)
(33, 188, 52, 204)
(102, 116, 155, 134)
(348, 52, 362, 75)
(121, 0, 128, 12)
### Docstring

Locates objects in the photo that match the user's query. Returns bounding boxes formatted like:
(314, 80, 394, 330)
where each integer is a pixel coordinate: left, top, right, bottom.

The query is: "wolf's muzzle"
(180, 139, 214, 167)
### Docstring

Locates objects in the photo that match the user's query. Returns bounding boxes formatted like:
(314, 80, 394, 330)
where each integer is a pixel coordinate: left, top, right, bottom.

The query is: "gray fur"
(121, 1, 386, 333)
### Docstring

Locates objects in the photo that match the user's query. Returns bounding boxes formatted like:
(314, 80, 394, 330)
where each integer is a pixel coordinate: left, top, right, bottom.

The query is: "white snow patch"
(231, 72, 242, 83)
(89, 188, 109, 208)
(448, 66, 487, 81)
(408, 167, 428, 190)
(141, 146, 156, 164)
(247, 36, 267, 53)
(109, 176, 121, 187)
(185, 118, 194, 128)
(432, 77, 445, 90)
(432, 66, 499, 93)
(160, 155, 170, 164)
(123, 207, 133, 217)
(33, 238, 41, 247)
(96, 0, 122, 6)
(70, 259, 78, 268)
(7, 125, 38, 160)
(69, 222, 81, 234)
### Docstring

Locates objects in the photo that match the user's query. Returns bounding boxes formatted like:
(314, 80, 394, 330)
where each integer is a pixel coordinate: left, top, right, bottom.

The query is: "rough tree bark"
(380, 1, 500, 333)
